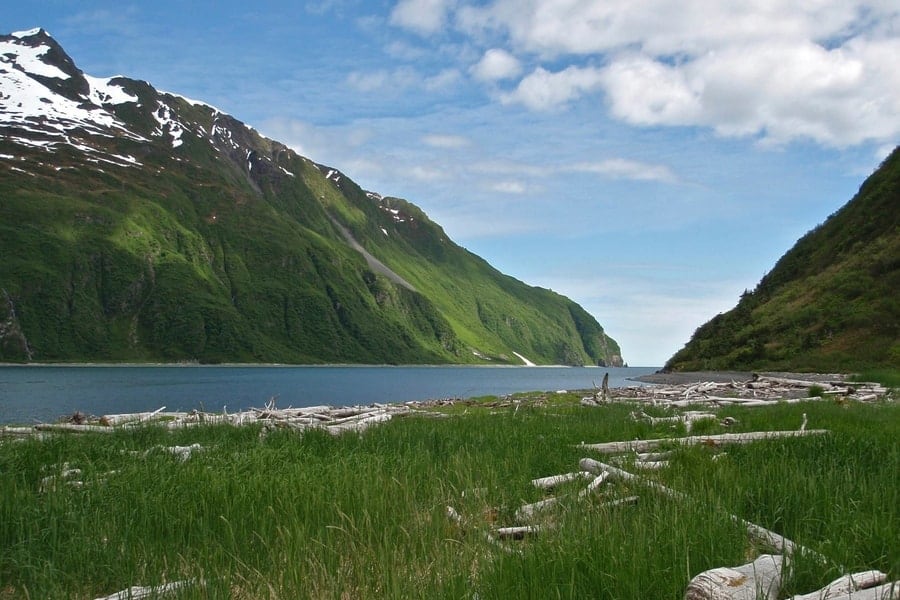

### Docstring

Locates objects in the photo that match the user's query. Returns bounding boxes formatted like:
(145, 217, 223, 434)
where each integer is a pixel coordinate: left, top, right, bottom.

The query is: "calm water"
(0, 365, 658, 424)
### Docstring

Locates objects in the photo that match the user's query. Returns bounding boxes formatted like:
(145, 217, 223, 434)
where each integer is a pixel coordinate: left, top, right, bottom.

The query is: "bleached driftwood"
(163, 443, 204, 461)
(531, 471, 593, 490)
(446, 505, 463, 525)
(788, 571, 889, 600)
(636, 451, 673, 461)
(632, 410, 718, 431)
(686, 562, 898, 600)
(577, 471, 611, 498)
(600, 495, 639, 508)
(579, 458, 817, 559)
(582, 372, 612, 406)
(34, 423, 116, 434)
(93, 579, 197, 600)
(10, 401, 416, 439)
(99, 406, 170, 426)
(600, 374, 888, 408)
(683, 554, 784, 600)
(495, 525, 542, 540)
(516, 496, 561, 521)
(796, 582, 899, 600)
(325, 412, 393, 434)
(580, 429, 828, 454)
(633, 460, 669, 470)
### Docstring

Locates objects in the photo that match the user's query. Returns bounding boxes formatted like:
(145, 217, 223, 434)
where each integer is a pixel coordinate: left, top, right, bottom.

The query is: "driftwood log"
(580, 429, 828, 454)
(4, 401, 421, 438)
(93, 579, 197, 600)
(684, 554, 783, 600)
(788, 571, 893, 600)
(685, 566, 898, 600)
(594, 374, 889, 408)
(531, 471, 593, 490)
(579, 458, 819, 559)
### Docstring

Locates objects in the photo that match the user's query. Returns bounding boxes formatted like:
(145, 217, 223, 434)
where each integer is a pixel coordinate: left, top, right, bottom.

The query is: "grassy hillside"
(0, 29, 622, 366)
(666, 147, 900, 372)
(0, 113, 619, 366)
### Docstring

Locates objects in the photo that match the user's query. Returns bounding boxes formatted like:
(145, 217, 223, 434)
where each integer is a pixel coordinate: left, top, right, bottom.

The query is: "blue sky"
(5, 1, 899, 366)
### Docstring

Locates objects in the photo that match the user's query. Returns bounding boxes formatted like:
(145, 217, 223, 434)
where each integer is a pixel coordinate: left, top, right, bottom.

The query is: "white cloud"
(568, 159, 679, 183)
(390, 0, 456, 34)
(471, 159, 549, 178)
(450, 0, 900, 146)
(489, 180, 528, 194)
(600, 38, 900, 146)
(345, 66, 461, 94)
(423, 134, 470, 148)
(470, 48, 522, 81)
(346, 67, 419, 92)
(500, 65, 604, 111)
(408, 165, 448, 181)
(424, 68, 462, 91)
(456, 0, 880, 57)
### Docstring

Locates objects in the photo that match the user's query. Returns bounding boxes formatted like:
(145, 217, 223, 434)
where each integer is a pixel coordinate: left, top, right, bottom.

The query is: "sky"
(5, 1, 899, 366)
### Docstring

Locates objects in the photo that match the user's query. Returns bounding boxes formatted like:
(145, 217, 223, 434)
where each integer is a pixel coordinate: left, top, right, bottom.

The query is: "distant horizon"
(3, 2, 898, 365)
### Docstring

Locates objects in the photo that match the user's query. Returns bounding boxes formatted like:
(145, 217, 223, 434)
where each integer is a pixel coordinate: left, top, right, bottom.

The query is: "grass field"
(1, 393, 897, 599)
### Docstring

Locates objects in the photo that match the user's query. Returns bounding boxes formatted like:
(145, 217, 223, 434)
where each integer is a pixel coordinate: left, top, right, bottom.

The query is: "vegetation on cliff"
(0, 29, 621, 366)
(666, 147, 899, 372)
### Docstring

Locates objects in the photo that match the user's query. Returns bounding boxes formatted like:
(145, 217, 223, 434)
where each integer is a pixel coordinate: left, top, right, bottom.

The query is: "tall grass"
(1, 397, 897, 599)
(850, 368, 900, 388)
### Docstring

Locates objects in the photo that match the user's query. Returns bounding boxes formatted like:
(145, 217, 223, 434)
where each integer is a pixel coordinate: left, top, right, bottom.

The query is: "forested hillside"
(666, 147, 899, 372)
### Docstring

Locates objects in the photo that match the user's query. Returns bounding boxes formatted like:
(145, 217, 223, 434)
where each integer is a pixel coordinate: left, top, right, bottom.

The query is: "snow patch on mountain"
(163, 91, 222, 115)
(11, 28, 43, 39)
(1, 34, 147, 159)
(152, 101, 187, 148)
(85, 75, 138, 106)
(0, 37, 69, 80)
(0, 61, 142, 140)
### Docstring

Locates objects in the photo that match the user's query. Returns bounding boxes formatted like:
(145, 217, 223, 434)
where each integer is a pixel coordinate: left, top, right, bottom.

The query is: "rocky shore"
(632, 371, 848, 385)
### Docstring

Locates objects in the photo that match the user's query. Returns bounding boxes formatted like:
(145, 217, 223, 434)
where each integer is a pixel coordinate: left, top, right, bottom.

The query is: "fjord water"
(0, 365, 657, 424)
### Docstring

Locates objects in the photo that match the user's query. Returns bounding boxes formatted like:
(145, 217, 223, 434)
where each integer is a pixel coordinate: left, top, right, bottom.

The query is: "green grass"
(850, 368, 900, 388)
(1, 397, 897, 599)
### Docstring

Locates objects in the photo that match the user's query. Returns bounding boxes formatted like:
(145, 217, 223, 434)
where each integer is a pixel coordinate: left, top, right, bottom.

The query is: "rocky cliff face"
(0, 28, 622, 366)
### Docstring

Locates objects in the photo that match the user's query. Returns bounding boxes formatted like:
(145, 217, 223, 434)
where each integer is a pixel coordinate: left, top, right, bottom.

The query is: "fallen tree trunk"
(788, 571, 888, 600)
(100, 406, 169, 426)
(93, 579, 197, 600)
(579, 458, 819, 559)
(531, 471, 592, 490)
(799, 582, 898, 600)
(495, 525, 542, 540)
(579, 429, 828, 454)
(34, 423, 117, 434)
(684, 554, 783, 600)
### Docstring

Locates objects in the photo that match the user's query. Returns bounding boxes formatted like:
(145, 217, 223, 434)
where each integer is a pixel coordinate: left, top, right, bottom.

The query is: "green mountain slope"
(666, 147, 900, 372)
(0, 29, 622, 366)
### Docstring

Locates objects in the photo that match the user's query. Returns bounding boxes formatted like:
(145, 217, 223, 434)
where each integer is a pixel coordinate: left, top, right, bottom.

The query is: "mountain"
(665, 147, 900, 372)
(0, 28, 623, 366)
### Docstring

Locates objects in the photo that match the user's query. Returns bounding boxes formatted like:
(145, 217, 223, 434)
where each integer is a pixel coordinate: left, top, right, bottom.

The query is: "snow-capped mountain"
(0, 28, 622, 366)
(2, 28, 274, 169)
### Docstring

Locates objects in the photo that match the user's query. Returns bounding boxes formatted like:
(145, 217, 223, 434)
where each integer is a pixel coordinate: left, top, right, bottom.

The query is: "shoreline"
(0, 362, 646, 369)
(632, 371, 851, 385)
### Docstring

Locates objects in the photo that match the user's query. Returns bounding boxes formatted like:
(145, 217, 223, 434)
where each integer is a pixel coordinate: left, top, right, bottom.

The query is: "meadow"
(1, 393, 897, 599)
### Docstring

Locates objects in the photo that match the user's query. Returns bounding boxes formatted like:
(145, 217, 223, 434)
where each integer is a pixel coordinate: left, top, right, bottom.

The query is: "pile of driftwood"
(445, 422, 897, 599)
(583, 374, 890, 408)
(576, 429, 898, 600)
(0, 398, 444, 439)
